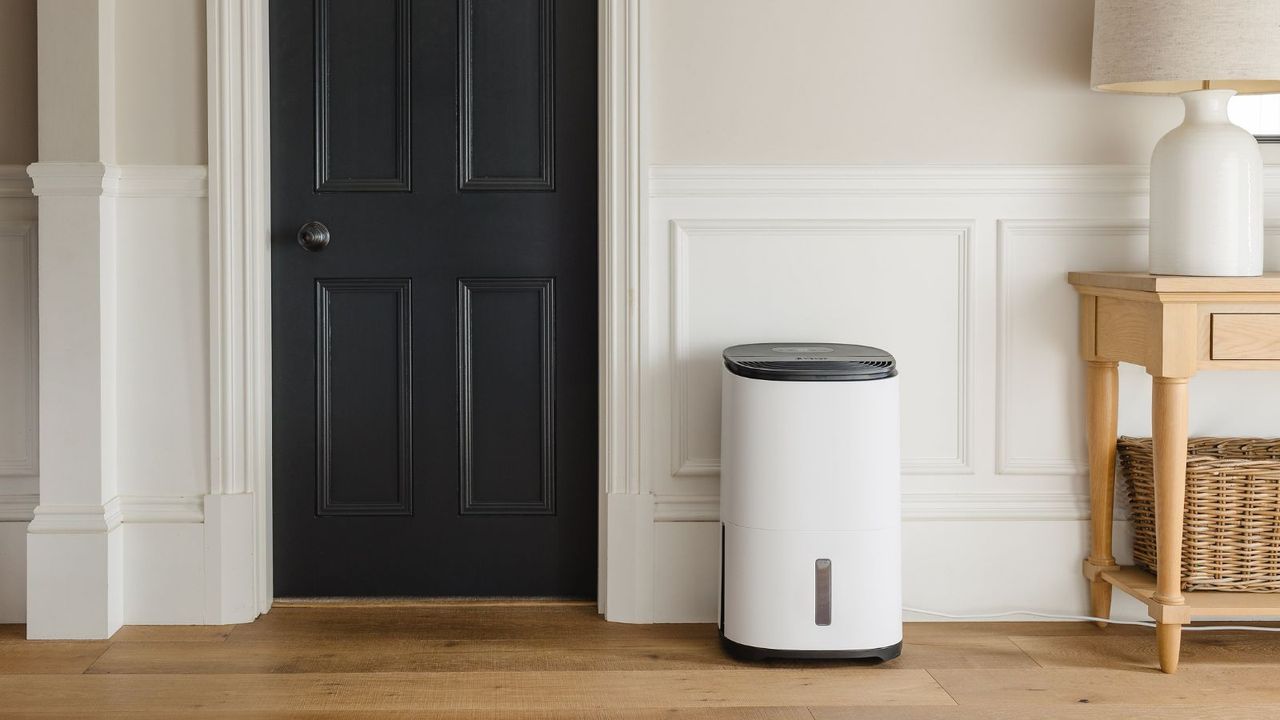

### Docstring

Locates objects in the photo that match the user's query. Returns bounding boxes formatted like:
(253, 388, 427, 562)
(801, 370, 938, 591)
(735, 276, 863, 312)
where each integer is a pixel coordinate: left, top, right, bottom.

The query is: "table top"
(1068, 271, 1280, 293)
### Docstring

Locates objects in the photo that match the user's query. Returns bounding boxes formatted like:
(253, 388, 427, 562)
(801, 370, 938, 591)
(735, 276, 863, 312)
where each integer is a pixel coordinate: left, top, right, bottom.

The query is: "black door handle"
(297, 221, 331, 252)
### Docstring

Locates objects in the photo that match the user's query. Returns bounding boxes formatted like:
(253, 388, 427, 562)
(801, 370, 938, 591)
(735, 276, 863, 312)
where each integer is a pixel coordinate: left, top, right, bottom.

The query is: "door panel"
(315, 0, 412, 191)
(271, 0, 597, 597)
(315, 278, 413, 516)
(458, 277, 555, 515)
(459, 0, 554, 188)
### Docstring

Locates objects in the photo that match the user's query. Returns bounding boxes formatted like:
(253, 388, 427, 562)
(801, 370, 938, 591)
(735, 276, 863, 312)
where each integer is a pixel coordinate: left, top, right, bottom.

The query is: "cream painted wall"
(37, 0, 114, 163)
(647, 0, 1260, 165)
(115, 0, 207, 165)
(0, 0, 37, 165)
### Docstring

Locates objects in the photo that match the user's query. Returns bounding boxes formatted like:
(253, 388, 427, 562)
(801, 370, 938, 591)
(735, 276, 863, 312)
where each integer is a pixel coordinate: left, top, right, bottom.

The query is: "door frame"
(207, 0, 645, 618)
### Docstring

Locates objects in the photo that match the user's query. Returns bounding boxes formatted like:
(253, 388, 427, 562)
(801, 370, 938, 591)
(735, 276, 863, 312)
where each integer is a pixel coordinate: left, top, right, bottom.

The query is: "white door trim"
(207, 0, 275, 615)
(207, 0, 645, 617)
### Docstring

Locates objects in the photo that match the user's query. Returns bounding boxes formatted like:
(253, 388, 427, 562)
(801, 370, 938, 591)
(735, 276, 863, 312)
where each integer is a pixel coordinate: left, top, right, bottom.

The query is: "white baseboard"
(204, 493, 258, 624)
(652, 518, 1145, 624)
(13, 494, 261, 632)
(26, 522, 123, 639)
(119, 494, 259, 626)
(124, 523, 205, 625)
(605, 493, 655, 623)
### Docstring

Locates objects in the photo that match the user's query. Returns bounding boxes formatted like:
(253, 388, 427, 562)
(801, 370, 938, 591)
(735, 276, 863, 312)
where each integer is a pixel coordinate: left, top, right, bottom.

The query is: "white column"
(26, 0, 123, 639)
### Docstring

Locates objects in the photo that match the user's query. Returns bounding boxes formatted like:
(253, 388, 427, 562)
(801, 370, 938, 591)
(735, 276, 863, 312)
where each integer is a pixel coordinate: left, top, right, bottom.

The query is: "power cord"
(903, 606, 1280, 632)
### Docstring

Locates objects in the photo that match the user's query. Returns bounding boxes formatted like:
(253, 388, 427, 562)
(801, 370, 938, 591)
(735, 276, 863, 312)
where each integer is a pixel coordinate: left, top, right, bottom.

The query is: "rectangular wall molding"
(667, 218, 974, 480)
(995, 219, 1148, 476)
(0, 222, 38, 477)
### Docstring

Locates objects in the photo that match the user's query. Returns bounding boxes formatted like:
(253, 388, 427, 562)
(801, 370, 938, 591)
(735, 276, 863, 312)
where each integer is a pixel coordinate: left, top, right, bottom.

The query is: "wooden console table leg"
(1084, 360, 1119, 626)
(1152, 376, 1189, 674)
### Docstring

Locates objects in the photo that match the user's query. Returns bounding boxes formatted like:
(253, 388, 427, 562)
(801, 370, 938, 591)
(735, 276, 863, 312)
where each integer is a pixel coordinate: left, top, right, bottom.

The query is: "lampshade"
(1091, 0, 1280, 95)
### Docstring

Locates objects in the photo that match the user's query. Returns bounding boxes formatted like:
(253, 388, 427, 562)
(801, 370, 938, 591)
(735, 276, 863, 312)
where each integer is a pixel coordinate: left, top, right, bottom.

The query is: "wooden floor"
(4, 603, 1280, 718)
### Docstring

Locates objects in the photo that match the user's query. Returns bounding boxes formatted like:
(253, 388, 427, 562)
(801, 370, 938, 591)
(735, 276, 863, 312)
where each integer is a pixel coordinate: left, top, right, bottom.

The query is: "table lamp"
(1091, 0, 1280, 276)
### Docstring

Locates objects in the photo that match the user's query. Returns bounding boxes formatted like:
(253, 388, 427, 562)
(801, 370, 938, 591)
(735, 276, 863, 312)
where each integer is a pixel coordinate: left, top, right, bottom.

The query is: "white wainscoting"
(642, 164, 1280, 623)
(0, 166, 37, 623)
(0, 220, 37, 479)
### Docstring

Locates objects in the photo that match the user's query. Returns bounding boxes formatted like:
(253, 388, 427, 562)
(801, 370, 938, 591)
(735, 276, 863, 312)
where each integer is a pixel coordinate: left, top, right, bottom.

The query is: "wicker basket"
(1118, 436, 1280, 592)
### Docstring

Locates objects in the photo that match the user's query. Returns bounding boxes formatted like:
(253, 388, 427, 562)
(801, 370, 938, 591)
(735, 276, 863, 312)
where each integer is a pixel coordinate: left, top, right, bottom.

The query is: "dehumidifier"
(719, 343, 902, 660)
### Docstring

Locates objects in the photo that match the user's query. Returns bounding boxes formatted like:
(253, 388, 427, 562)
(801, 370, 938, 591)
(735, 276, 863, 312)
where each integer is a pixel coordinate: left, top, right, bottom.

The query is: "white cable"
(903, 606, 1280, 632)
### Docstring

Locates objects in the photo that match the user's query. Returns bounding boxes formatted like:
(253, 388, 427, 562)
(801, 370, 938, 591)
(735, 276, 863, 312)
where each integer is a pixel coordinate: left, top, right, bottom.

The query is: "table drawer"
(1211, 314, 1280, 360)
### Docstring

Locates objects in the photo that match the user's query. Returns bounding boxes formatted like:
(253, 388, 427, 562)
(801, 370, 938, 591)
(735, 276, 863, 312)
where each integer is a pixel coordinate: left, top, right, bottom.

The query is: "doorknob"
(296, 221, 331, 252)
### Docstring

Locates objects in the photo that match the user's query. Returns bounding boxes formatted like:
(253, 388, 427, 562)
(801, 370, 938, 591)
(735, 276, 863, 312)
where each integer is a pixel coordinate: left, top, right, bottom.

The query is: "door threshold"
(273, 597, 597, 609)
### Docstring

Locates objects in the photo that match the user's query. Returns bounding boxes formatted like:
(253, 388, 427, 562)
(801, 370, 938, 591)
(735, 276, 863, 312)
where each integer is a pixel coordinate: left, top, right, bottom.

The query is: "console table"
(1069, 271, 1280, 673)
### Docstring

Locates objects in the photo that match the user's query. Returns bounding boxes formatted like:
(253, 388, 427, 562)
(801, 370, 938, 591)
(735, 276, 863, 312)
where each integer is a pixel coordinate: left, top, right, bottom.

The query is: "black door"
(270, 0, 597, 597)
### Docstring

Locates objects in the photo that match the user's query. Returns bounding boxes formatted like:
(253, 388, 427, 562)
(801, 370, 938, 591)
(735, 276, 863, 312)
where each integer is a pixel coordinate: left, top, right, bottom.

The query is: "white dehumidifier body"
(720, 343, 902, 661)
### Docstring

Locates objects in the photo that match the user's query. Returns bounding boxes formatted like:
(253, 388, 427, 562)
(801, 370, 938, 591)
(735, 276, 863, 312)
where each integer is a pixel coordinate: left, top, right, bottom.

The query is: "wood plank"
(883, 637, 1038, 670)
(0, 670, 954, 713)
(89, 633, 1036, 674)
(11, 613, 1280, 715)
(1010, 630, 1280, 669)
(1103, 566, 1280, 617)
(111, 625, 234, 642)
(1069, 271, 1280, 294)
(89, 638, 754, 674)
(0, 641, 110, 674)
(227, 606, 716, 643)
(5, 711, 1277, 720)
(0, 711, 817, 720)
(812, 706, 1280, 719)
(930, 667, 1280, 706)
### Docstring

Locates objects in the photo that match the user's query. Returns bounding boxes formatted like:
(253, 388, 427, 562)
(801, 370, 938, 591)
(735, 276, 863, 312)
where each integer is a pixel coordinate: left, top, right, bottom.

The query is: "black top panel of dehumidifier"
(722, 343, 898, 382)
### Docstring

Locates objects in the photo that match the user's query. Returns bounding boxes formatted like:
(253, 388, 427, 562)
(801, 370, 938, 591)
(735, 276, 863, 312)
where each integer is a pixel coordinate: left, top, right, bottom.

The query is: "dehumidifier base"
(719, 630, 902, 662)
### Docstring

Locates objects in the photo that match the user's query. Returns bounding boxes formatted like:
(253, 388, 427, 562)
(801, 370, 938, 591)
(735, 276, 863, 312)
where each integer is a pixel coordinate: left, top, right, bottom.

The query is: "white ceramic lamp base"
(1149, 89, 1264, 277)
